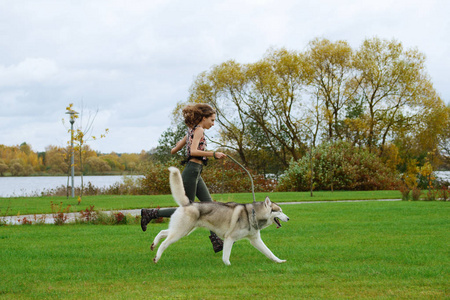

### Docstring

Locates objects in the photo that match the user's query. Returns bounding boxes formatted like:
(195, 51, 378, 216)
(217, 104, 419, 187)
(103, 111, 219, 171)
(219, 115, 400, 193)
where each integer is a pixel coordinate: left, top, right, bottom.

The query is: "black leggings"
(158, 161, 212, 217)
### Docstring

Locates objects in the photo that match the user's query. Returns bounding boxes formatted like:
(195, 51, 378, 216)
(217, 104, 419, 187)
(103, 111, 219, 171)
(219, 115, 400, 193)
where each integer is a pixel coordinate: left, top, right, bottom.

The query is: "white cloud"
(0, 58, 58, 87)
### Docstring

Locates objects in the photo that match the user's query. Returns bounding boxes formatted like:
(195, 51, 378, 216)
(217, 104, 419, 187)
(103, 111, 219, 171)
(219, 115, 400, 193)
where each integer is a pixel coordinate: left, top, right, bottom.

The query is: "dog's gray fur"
(150, 167, 289, 265)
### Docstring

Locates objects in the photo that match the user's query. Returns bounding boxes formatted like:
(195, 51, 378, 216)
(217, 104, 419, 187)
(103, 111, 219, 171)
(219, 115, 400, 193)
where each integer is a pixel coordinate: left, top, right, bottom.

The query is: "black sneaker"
(140, 208, 159, 232)
(209, 232, 224, 253)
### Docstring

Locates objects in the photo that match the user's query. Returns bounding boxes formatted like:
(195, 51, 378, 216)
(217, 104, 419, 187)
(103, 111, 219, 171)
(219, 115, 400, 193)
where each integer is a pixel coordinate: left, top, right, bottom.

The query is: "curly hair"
(182, 103, 216, 128)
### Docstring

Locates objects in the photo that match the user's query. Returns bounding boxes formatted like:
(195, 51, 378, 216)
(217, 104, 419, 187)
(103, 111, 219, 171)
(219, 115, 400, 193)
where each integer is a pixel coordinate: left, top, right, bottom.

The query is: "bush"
(278, 141, 401, 191)
(51, 201, 71, 225)
(439, 186, 449, 201)
(411, 187, 422, 200)
(399, 184, 411, 201)
(202, 159, 276, 194)
(139, 159, 176, 195)
(139, 157, 276, 195)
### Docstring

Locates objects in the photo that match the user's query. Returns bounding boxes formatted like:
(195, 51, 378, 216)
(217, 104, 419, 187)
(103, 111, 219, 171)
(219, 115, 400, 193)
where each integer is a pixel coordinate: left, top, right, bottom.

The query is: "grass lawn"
(0, 190, 402, 216)
(0, 201, 448, 299)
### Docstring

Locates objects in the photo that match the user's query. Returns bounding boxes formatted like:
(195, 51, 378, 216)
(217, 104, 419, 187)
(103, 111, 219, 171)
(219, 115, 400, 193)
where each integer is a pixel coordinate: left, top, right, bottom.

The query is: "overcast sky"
(0, 0, 449, 154)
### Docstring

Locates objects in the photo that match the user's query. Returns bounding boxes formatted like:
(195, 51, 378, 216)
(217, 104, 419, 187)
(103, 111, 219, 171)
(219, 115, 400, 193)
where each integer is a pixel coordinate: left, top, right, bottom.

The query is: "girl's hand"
(214, 152, 227, 159)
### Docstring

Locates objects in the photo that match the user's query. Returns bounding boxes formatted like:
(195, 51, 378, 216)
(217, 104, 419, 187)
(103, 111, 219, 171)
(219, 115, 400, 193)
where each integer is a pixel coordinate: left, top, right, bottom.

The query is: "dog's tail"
(168, 167, 190, 207)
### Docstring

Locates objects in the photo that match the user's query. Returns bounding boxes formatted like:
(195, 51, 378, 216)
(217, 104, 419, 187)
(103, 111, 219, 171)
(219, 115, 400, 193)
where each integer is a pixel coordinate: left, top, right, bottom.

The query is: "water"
(0, 175, 142, 197)
(436, 171, 450, 182)
(0, 171, 449, 198)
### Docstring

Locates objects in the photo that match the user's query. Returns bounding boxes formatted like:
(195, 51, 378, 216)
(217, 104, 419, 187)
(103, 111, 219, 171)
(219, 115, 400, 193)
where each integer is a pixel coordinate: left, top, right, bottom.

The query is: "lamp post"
(65, 110, 78, 197)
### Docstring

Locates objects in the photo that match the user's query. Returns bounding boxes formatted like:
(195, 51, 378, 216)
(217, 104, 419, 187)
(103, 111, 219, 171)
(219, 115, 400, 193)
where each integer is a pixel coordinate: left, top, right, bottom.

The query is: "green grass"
(1, 201, 448, 299)
(0, 190, 402, 216)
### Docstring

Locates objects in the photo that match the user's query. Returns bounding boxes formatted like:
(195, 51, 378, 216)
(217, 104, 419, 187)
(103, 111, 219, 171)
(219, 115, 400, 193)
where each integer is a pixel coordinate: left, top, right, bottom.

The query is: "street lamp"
(65, 110, 78, 197)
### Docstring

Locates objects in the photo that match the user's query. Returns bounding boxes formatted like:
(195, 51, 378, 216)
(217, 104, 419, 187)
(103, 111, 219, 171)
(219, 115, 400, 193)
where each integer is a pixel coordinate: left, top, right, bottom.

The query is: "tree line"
(0, 143, 150, 176)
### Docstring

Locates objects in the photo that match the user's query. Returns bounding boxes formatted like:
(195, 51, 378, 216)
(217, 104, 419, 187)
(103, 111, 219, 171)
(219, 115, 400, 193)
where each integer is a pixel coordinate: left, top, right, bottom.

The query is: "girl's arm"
(171, 135, 187, 154)
(190, 127, 227, 159)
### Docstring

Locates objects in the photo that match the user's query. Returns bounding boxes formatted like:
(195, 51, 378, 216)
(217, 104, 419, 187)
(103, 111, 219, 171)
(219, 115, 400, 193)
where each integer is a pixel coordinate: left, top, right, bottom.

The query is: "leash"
(226, 155, 256, 203)
(205, 134, 256, 203)
(224, 155, 259, 230)
(206, 136, 261, 229)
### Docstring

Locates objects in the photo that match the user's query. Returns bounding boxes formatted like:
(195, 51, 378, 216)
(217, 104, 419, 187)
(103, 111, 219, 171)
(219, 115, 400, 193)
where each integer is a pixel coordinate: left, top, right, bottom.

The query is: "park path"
(1, 199, 401, 226)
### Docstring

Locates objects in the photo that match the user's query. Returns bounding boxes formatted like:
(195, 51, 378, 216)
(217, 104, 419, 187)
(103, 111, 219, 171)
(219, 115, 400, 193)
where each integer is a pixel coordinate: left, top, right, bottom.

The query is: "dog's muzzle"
(274, 217, 282, 228)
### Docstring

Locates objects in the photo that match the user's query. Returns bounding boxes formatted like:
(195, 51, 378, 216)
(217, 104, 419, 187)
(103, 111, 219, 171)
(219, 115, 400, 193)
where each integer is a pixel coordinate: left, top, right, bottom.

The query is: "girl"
(141, 103, 227, 252)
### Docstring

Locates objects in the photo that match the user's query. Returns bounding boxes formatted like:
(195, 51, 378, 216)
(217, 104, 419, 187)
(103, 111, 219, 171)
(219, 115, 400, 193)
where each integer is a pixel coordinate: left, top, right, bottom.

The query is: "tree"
(434, 103, 450, 169)
(153, 122, 187, 163)
(84, 156, 112, 174)
(188, 60, 254, 165)
(185, 48, 313, 169)
(352, 37, 446, 154)
(44, 145, 70, 174)
(0, 160, 9, 176)
(305, 38, 357, 141)
(64, 103, 109, 199)
(9, 161, 24, 176)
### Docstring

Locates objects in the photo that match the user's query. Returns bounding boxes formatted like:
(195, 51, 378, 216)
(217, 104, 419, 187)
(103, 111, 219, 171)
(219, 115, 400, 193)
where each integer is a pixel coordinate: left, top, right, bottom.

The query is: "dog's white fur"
(150, 167, 289, 265)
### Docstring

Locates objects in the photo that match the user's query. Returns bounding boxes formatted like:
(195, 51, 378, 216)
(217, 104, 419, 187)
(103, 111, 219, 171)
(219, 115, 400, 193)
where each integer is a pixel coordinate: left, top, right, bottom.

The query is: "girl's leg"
(142, 162, 201, 232)
(181, 162, 202, 202)
(141, 207, 176, 232)
(195, 173, 223, 253)
(157, 208, 177, 217)
(196, 175, 213, 203)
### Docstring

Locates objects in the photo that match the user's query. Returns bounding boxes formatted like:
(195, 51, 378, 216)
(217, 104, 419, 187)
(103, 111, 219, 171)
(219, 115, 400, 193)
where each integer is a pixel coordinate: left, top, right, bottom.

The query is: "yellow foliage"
(403, 159, 419, 189)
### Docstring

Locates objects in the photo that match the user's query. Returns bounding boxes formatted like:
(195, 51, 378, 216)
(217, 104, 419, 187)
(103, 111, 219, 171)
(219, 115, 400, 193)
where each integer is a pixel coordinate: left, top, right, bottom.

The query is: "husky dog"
(150, 167, 289, 265)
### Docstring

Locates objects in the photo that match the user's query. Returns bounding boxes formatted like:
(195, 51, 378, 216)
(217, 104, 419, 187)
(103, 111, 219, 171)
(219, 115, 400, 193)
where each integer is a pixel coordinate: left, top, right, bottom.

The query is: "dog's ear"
(264, 196, 271, 207)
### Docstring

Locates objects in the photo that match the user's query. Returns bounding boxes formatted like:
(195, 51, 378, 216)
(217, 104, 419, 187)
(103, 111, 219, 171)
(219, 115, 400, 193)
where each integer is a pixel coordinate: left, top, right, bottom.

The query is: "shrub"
(32, 214, 47, 225)
(139, 159, 176, 195)
(112, 212, 127, 225)
(139, 157, 275, 195)
(51, 201, 71, 225)
(439, 186, 449, 201)
(399, 184, 411, 201)
(278, 141, 401, 192)
(411, 187, 422, 201)
(203, 159, 276, 194)
(426, 189, 438, 201)
(78, 205, 98, 223)
(17, 217, 32, 225)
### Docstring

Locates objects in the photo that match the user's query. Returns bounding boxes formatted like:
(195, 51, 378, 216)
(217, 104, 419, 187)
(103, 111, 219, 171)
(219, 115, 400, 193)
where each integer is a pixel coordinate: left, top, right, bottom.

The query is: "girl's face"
(201, 114, 216, 129)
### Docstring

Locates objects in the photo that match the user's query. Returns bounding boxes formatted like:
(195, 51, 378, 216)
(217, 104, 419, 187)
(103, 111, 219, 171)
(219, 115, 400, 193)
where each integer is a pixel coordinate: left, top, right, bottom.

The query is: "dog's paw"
(151, 243, 155, 251)
(153, 257, 158, 264)
(276, 259, 287, 263)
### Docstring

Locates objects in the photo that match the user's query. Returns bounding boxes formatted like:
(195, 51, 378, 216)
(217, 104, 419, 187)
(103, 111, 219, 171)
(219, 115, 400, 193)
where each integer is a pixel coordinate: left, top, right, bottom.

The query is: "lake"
(0, 175, 143, 197)
(0, 172, 449, 198)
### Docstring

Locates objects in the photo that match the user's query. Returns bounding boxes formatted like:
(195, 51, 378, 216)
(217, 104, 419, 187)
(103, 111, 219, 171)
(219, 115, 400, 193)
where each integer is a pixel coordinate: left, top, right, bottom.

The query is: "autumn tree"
(45, 145, 70, 174)
(100, 152, 124, 172)
(305, 38, 357, 141)
(185, 49, 314, 169)
(64, 103, 109, 198)
(119, 153, 144, 173)
(0, 160, 8, 176)
(351, 38, 446, 155)
(0, 143, 44, 175)
(438, 103, 450, 168)
(188, 60, 254, 165)
(84, 156, 112, 174)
